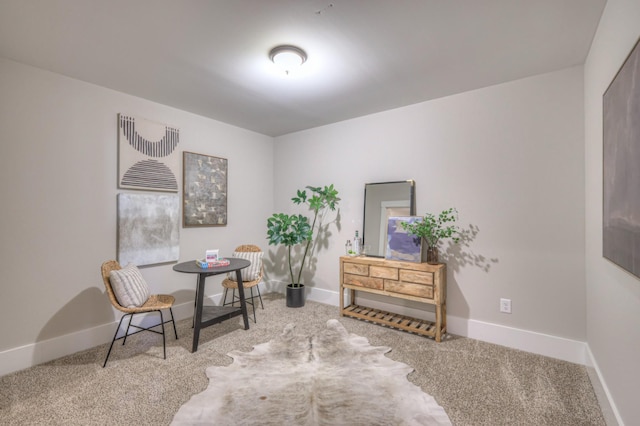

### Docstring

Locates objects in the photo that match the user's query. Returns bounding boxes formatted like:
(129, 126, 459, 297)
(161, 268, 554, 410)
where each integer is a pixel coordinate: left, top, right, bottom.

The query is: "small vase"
(426, 246, 439, 264)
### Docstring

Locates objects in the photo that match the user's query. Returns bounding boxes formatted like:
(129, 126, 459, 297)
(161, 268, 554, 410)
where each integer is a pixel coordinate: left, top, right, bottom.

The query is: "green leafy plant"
(400, 207, 461, 248)
(267, 185, 340, 287)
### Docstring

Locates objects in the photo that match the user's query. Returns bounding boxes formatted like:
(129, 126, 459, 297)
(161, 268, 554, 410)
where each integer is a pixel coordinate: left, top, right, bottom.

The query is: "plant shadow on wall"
(266, 185, 341, 307)
(401, 209, 498, 322)
(400, 208, 497, 272)
(442, 223, 498, 274)
(301, 208, 342, 281)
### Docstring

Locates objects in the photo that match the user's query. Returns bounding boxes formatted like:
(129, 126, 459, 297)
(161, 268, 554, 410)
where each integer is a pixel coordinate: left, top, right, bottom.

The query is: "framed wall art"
(603, 36, 640, 279)
(117, 193, 180, 266)
(118, 114, 180, 192)
(183, 151, 228, 227)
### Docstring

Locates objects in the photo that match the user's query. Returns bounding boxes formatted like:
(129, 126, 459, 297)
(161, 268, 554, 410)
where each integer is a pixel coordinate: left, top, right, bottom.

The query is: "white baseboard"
(451, 316, 589, 365)
(0, 321, 117, 377)
(0, 290, 229, 377)
(586, 346, 625, 426)
(307, 287, 589, 365)
(0, 285, 594, 374)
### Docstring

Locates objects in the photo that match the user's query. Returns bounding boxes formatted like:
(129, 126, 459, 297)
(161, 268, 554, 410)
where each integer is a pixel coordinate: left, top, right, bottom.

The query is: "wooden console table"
(339, 256, 446, 341)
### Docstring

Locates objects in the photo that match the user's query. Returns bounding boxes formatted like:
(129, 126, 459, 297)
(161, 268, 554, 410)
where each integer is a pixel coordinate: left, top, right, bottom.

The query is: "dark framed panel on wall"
(603, 36, 640, 279)
(183, 151, 228, 227)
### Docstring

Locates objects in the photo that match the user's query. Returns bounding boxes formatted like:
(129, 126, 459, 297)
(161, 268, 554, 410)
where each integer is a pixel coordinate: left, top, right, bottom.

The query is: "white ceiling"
(0, 0, 606, 137)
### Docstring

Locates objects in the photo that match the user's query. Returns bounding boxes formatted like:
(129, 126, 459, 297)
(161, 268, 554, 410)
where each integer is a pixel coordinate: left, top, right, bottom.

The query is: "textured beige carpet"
(0, 293, 606, 425)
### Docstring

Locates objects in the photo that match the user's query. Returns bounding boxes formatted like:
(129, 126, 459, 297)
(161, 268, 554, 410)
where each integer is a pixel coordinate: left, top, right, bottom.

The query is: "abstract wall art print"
(385, 216, 423, 263)
(117, 193, 180, 266)
(183, 151, 228, 227)
(603, 36, 640, 280)
(118, 114, 180, 192)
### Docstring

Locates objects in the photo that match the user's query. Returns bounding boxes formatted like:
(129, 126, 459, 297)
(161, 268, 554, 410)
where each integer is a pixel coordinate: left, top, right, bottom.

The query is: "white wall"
(585, 0, 640, 424)
(0, 58, 274, 368)
(273, 66, 586, 343)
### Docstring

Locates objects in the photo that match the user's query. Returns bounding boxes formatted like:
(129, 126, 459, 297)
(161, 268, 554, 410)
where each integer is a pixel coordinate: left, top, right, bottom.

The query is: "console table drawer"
(344, 273, 383, 290)
(343, 262, 369, 276)
(399, 269, 433, 285)
(370, 265, 398, 280)
(385, 280, 433, 299)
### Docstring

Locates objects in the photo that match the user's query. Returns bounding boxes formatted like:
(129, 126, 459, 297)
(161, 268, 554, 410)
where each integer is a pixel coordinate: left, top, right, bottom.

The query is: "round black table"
(173, 258, 251, 352)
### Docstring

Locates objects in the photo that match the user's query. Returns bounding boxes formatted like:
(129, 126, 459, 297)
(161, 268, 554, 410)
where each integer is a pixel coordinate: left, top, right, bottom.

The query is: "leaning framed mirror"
(362, 180, 416, 257)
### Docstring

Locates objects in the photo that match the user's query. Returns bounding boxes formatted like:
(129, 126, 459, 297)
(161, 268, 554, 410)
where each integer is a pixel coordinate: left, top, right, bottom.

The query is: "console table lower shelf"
(341, 304, 446, 339)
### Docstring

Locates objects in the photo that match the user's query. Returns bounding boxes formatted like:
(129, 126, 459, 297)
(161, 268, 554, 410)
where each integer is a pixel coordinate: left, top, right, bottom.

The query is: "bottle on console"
(353, 230, 360, 256)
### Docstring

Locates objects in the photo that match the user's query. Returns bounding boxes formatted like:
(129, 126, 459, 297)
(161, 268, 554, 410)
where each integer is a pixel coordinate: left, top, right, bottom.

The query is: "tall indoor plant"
(266, 184, 340, 307)
(400, 207, 460, 264)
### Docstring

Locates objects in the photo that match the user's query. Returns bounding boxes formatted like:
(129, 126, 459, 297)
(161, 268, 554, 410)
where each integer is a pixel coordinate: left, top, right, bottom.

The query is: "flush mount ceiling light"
(269, 45, 307, 75)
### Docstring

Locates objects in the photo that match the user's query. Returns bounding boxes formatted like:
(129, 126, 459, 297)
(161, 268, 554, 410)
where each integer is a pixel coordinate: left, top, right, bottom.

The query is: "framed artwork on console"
(385, 216, 424, 263)
(183, 151, 228, 227)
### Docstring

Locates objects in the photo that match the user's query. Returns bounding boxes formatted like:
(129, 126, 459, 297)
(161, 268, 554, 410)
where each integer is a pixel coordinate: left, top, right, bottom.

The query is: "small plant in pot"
(266, 184, 340, 307)
(400, 207, 460, 264)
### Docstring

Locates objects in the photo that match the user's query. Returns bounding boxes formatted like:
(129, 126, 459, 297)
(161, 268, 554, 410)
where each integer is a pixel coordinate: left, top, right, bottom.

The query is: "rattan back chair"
(221, 244, 264, 322)
(101, 260, 178, 367)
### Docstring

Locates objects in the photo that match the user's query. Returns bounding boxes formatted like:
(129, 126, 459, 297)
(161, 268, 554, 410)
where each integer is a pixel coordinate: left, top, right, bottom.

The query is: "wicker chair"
(221, 244, 264, 322)
(101, 260, 178, 367)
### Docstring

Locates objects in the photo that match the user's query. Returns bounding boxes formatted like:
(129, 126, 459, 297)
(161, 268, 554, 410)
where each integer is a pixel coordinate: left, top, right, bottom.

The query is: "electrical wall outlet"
(500, 298, 512, 314)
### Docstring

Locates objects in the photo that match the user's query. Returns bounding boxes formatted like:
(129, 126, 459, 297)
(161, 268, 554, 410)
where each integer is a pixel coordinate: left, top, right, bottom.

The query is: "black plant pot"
(286, 284, 305, 308)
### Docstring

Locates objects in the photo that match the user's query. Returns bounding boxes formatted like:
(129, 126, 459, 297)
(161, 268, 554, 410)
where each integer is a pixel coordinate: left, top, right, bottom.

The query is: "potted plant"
(400, 207, 460, 264)
(266, 184, 340, 307)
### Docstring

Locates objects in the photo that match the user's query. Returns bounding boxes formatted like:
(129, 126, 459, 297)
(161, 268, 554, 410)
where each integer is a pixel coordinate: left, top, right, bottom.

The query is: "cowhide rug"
(172, 319, 451, 425)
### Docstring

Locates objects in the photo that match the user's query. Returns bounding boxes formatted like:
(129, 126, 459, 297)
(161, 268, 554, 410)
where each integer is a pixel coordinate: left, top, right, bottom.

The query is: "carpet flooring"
(0, 293, 608, 425)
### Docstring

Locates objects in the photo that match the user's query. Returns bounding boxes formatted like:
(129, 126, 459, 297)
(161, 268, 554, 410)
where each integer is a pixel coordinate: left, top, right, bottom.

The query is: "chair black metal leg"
(159, 310, 166, 360)
(222, 288, 230, 306)
(256, 285, 264, 309)
(103, 309, 177, 367)
(232, 288, 256, 322)
(103, 315, 128, 368)
(122, 314, 133, 345)
(249, 287, 257, 322)
(169, 308, 178, 340)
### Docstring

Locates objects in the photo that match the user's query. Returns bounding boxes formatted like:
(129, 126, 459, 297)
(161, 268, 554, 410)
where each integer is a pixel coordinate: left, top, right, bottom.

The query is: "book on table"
(195, 258, 230, 268)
